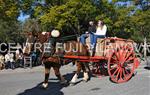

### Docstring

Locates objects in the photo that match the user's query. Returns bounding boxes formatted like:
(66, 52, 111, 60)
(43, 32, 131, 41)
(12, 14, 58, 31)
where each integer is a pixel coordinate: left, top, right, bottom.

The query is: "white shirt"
(0, 55, 4, 64)
(9, 53, 14, 62)
(16, 49, 20, 55)
(94, 25, 107, 36)
(5, 53, 10, 62)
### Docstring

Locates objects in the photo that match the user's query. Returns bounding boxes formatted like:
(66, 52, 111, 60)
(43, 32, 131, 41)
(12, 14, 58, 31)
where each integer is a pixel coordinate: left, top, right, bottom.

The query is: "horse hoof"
(41, 83, 48, 89)
(82, 79, 89, 82)
(69, 82, 76, 86)
(83, 80, 88, 82)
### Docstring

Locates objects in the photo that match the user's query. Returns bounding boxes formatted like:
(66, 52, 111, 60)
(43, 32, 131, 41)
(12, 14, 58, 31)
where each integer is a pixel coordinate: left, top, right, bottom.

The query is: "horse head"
(39, 30, 61, 58)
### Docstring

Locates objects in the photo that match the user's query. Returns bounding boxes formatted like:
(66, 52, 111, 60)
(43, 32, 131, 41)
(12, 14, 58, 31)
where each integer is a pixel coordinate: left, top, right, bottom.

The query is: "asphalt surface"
(0, 61, 149, 95)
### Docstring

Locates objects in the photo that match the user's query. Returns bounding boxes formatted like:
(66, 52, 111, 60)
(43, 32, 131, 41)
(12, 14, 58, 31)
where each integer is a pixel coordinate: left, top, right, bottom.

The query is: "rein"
(56, 34, 79, 42)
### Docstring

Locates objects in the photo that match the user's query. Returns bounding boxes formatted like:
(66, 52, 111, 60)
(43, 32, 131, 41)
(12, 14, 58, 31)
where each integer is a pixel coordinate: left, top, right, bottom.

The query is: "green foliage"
(40, 0, 97, 35)
(0, 19, 22, 42)
(0, 0, 22, 42)
(22, 19, 41, 33)
(0, 0, 20, 20)
(0, 0, 149, 43)
(130, 9, 150, 42)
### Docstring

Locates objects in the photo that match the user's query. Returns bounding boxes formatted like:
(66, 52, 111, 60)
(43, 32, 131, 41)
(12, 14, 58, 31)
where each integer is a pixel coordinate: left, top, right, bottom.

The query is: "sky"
(17, 0, 45, 22)
(17, 12, 30, 22)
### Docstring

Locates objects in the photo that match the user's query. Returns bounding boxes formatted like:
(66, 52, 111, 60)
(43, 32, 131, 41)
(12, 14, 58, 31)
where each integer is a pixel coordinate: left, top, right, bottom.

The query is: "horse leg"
(70, 61, 82, 84)
(53, 67, 67, 84)
(42, 63, 51, 89)
(82, 62, 89, 82)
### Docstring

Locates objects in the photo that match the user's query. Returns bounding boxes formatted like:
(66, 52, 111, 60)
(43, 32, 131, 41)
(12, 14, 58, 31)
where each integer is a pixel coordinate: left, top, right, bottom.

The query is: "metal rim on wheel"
(108, 45, 135, 83)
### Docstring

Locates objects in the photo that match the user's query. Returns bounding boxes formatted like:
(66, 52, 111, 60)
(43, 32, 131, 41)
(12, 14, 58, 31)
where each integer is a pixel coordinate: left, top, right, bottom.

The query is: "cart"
(62, 37, 140, 83)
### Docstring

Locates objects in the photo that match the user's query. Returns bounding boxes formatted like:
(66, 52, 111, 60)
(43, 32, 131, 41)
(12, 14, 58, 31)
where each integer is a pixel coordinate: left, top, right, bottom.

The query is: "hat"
(51, 30, 60, 37)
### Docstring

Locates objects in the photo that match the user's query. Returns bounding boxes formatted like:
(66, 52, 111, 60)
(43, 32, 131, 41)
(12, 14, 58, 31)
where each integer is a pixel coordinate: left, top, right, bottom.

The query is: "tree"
(0, 0, 149, 43)
(20, 0, 69, 18)
(0, 0, 21, 42)
(0, 19, 22, 42)
(22, 19, 41, 33)
(0, 0, 20, 20)
(40, 0, 97, 36)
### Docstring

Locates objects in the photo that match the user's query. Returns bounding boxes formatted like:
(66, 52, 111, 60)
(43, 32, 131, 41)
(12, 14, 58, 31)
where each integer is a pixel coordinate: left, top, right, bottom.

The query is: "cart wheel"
(91, 63, 101, 76)
(91, 61, 108, 77)
(108, 45, 135, 83)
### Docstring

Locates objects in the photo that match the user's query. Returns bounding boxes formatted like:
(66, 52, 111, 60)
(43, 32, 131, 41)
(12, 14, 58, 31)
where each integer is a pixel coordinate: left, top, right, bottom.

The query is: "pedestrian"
(9, 52, 15, 69)
(31, 51, 37, 66)
(15, 49, 24, 68)
(0, 53, 5, 70)
(5, 52, 11, 69)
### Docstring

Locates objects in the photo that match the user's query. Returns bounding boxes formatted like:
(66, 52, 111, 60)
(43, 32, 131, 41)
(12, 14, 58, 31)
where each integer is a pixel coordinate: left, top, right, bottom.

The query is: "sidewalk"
(0, 66, 44, 74)
(0, 60, 149, 75)
(0, 63, 75, 74)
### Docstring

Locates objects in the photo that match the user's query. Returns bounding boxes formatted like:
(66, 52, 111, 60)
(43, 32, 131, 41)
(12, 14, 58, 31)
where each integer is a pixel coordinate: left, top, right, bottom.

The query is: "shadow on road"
(144, 67, 150, 70)
(17, 72, 79, 95)
(17, 71, 104, 95)
(17, 81, 69, 95)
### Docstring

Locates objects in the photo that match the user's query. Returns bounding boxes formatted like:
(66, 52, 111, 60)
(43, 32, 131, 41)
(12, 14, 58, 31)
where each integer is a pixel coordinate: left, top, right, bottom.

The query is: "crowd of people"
(0, 49, 40, 70)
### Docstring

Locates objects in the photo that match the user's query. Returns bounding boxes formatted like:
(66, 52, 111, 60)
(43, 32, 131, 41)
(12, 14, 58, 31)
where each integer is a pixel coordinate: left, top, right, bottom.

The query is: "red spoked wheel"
(108, 45, 136, 83)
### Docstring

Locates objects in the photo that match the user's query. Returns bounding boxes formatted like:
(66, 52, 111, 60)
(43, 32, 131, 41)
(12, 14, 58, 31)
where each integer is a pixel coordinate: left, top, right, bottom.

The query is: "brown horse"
(23, 32, 90, 88)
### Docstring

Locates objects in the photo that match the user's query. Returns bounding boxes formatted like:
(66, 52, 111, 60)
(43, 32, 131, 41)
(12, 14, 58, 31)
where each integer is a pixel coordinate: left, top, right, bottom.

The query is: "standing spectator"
(9, 52, 15, 69)
(0, 54, 5, 70)
(15, 49, 20, 67)
(15, 49, 20, 60)
(18, 49, 24, 67)
(31, 51, 37, 66)
(15, 49, 24, 67)
(5, 52, 10, 69)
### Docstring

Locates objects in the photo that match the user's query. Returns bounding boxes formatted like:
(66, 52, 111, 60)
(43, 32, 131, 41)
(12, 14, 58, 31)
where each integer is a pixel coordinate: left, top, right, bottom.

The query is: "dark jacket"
(88, 25, 96, 33)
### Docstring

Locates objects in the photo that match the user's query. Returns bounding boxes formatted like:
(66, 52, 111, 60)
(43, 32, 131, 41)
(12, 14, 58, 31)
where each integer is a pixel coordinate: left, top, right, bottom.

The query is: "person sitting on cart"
(80, 21, 96, 45)
(90, 20, 107, 49)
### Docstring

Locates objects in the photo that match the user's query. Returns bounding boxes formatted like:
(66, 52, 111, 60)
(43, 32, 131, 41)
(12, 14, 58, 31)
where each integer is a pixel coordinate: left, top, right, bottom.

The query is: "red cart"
(63, 37, 140, 83)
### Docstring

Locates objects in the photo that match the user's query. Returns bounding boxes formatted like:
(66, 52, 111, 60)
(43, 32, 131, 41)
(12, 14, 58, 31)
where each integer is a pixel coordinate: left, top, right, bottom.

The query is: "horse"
(23, 31, 90, 88)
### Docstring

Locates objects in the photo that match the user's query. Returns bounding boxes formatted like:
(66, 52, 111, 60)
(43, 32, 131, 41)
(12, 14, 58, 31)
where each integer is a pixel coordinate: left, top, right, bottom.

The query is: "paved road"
(0, 62, 149, 95)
